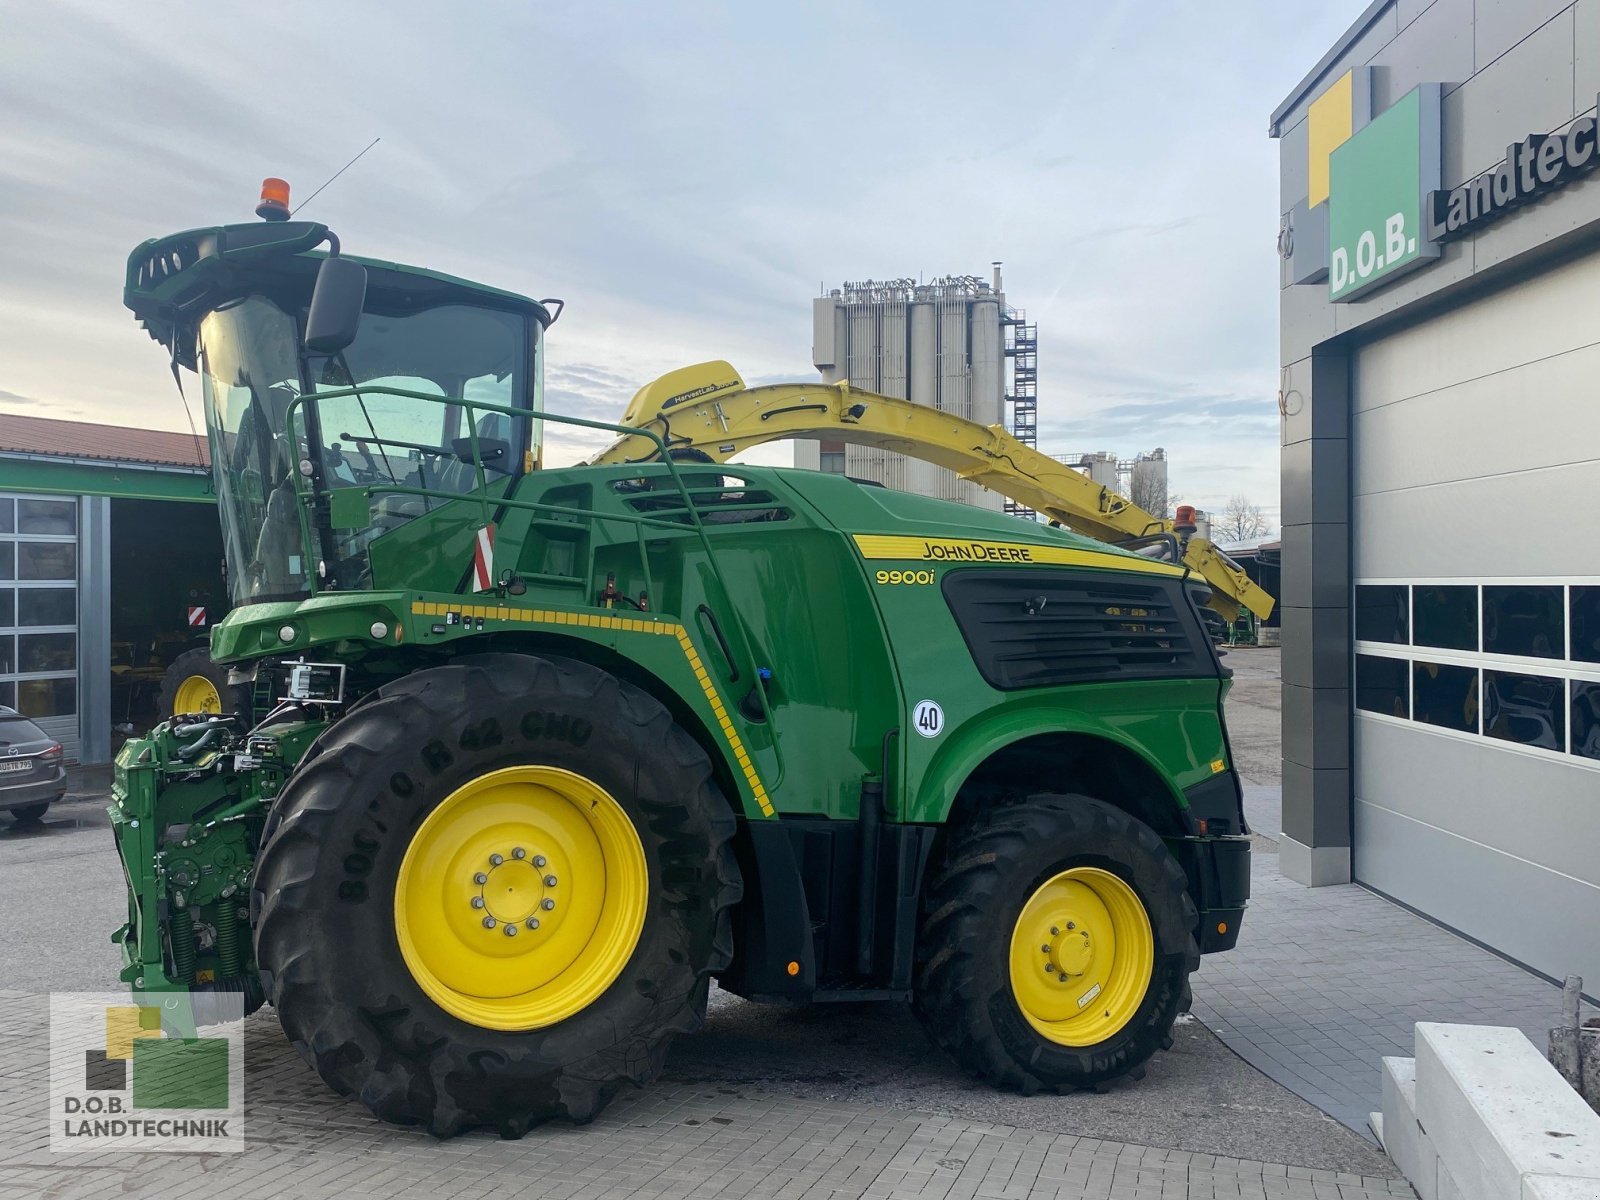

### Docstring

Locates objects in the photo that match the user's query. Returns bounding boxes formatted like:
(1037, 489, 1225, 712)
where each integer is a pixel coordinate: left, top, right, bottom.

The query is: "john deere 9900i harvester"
(113, 187, 1255, 1136)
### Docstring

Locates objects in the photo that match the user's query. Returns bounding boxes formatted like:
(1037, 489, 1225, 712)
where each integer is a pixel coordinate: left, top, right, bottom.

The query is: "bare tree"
(1218, 494, 1271, 542)
(1128, 472, 1170, 518)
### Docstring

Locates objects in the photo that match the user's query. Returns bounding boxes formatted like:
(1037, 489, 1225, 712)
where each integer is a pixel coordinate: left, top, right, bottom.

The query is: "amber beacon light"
(256, 177, 292, 221)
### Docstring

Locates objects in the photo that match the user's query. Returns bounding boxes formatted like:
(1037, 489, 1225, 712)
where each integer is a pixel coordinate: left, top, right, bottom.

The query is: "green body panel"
(202, 458, 1228, 828)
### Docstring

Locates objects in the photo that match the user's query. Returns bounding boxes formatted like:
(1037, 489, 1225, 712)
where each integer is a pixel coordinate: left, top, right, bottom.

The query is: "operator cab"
(125, 212, 553, 605)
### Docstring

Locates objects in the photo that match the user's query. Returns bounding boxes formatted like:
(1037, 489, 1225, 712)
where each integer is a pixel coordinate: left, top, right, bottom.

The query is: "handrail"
(277, 385, 777, 731)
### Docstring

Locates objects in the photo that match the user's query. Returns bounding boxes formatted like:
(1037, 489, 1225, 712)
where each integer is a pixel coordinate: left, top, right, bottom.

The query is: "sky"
(0, 1, 1363, 524)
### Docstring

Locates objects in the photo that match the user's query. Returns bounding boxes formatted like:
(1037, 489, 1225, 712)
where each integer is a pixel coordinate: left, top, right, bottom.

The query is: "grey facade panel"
(1368, 0, 1474, 110)
(1281, 761, 1353, 846)
(1576, 0, 1600, 112)
(1473, 0, 1573, 73)
(1354, 799, 1600, 989)
(1279, 116, 1309, 216)
(1443, 12, 1575, 187)
(1282, 682, 1351, 773)
(1280, 522, 1350, 610)
(1279, 352, 1350, 447)
(1280, 605, 1350, 691)
(1281, 438, 1348, 527)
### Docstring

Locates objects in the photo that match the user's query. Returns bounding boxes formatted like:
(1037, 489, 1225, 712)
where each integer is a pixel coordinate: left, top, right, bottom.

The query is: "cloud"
(0, 0, 1365, 526)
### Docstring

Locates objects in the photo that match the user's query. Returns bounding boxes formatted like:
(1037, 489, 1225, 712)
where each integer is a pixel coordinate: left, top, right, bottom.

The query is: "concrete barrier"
(1379, 1022, 1600, 1199)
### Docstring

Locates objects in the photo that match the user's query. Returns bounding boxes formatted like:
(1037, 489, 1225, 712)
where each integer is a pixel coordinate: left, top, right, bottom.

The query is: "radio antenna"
(290, 137, 381, 217)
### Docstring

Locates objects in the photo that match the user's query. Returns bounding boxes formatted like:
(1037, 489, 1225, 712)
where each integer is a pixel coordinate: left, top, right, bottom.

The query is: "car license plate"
(0, 760, 32, 774)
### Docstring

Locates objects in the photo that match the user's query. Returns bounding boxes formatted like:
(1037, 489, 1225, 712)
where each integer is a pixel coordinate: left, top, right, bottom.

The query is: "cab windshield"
(198, 291, 538, 604)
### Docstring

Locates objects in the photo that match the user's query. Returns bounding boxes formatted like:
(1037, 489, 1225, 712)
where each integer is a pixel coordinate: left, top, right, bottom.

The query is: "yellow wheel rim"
(393, 765, 648, 1031)
(1008, 866, 1154, 1047)
(172, 675, 221, 714)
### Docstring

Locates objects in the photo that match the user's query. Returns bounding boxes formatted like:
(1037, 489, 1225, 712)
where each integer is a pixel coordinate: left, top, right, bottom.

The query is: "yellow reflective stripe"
(405, 599, 775, 816)
(851, 534, 1184, 576)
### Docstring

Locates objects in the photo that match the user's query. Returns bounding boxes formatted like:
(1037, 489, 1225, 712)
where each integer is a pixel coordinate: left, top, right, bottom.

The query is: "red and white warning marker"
(187, 606, 207, 628)
(471, 523, 496, 592)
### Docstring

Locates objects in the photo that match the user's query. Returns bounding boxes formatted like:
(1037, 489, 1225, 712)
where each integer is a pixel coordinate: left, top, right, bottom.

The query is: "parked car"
(0, 707, 66, 822)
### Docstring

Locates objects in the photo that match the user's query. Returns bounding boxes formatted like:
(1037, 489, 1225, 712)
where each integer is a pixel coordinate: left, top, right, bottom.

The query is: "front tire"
(252, 652, 740, 1136)
(913, 793, 1197, 1092)
(158, 647, 235, 719)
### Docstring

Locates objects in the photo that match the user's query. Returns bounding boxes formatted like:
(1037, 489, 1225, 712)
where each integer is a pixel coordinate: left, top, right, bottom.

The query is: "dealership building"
(1273, 0, 1600, 989)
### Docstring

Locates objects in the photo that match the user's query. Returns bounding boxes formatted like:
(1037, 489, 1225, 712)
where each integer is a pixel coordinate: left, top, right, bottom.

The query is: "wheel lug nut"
(533, 854, 547, 868)
(512, 847, 526, 859)
(1044, 962, 1054, 973)
(489, 853, 504, 866)
(504, 924, 518, 936)
(544, 874, 558, 887)
(1050, 926, 1059, 936)
(474, 872, 488, 885)
(525, 917, 540, 930)
(471, 897, 485, 909)
(482, 916, 497, 929)
(541, 898, 556, 911)
(1066, 921, 1076, 931)
(1041, 945, 1051, 954)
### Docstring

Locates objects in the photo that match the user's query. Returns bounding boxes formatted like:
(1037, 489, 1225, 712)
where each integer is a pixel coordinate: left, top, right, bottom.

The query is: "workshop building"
(1273, 0, 1600, 988)
(0, 413, 222, 762)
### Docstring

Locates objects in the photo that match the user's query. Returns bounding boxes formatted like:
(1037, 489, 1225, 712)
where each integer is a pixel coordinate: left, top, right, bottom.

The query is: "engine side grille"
(942, 569, 1208, 689)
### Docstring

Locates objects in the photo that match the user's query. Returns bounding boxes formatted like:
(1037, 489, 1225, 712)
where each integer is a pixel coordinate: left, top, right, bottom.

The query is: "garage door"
(0, 493, 80, 761)
(1349, 251, 1600, 986)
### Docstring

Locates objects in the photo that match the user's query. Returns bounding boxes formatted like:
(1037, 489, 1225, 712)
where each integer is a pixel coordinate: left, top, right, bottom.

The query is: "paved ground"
(1195, 648, 1589, 1136)
(0, 736, 1407, 1197)
(0, 992, 1412, 1200)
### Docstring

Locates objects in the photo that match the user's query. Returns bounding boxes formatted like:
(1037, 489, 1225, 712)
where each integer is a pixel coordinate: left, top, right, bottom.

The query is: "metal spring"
(169, 909, 196, 984)
(214, 905, 243, 980)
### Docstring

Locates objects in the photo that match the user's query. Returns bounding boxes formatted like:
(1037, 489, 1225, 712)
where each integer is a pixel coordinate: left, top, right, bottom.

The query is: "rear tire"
(8, 801, 49, 824)
(252, 652, 740, 1136)
(913, 793, 1197, 1092)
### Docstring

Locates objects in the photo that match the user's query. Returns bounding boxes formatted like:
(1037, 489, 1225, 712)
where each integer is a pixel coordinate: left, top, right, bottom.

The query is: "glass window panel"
(1411, 661, 1478, 732)
(1355, 585, 1408, 644)
(16, 498, 75, 536)
(0, 634, 12, 673)
(0, 681, 13, 709)
(17, 677, 74, 718)
(0, 589, 11, 627)
(17, 588, 74, 627)
(1413, 585, 1477, 651)
(1483, 669, 1565, 751)
(1573, 587, 1600, 664)
(0, 543, 12, 581)
(1483, 585, 1563, 659)
(0, 498, 12, 533)
(1355, 654, 1409, 717)
(1573, 682, 1600, 761)
(17, 542, 74, 580)
(18, 632, 74, 673)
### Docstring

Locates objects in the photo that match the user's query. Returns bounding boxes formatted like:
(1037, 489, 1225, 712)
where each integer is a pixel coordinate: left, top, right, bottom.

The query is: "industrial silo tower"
(798, 267, 1036, 511)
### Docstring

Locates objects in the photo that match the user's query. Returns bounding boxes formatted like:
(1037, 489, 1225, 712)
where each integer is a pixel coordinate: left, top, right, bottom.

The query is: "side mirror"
(451, 437, 510, 467)
(304, 256, 367, 355)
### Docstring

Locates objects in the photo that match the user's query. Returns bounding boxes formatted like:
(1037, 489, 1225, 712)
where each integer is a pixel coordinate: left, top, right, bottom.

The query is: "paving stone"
(1189, 851, 1595, 1139)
